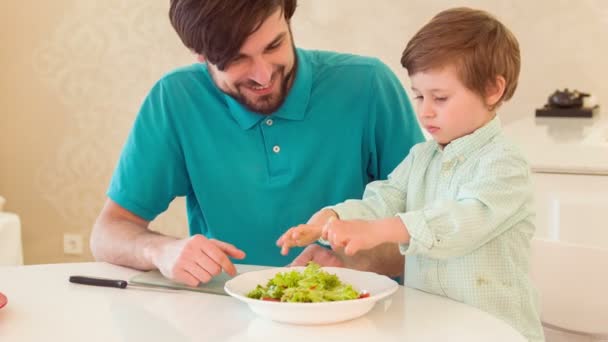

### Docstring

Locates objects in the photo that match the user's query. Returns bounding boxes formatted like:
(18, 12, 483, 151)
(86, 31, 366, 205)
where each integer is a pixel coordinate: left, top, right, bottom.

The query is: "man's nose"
(249, 57, 272, 86)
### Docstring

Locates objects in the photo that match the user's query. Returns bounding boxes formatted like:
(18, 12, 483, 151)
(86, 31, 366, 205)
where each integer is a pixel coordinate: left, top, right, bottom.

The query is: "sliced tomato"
(358, 292, 370, 299)
(261, 297, 280, 302)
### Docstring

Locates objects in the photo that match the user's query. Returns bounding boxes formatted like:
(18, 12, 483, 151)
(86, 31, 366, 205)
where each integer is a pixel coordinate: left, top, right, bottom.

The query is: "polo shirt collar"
(224, 48, 312, 130)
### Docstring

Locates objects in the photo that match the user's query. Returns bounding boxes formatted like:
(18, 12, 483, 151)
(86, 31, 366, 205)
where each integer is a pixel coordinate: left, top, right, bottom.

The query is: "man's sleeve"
(366, 59, 425, 180)
(107, 80, 191, 221)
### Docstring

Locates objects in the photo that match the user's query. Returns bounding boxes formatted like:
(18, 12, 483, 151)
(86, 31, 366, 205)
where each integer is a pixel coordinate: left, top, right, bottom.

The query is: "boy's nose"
(419, 101, 436, 118)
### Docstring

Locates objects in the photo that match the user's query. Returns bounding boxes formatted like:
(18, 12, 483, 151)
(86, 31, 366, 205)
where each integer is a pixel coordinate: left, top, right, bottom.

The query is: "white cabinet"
(504, 113, 608, 248)
(505, 113, 608, 339)
(533, 172, 608, 249)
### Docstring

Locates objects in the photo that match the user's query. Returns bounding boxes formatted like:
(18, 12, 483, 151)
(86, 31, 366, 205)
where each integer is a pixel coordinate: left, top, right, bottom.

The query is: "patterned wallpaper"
(31, 1, 192, 240)
(1, 0, 607, 264)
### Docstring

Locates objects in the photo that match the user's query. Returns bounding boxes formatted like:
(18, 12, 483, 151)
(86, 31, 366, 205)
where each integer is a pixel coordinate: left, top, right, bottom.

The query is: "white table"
(0, 263, 525, 342)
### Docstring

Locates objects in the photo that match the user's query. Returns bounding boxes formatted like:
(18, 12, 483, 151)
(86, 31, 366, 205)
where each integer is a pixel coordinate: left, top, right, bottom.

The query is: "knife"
(69, 275, 179, 292)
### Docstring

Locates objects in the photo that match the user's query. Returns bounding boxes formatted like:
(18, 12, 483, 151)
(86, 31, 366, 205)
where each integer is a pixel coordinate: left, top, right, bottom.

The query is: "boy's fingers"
(322, 217, 337, 240)
(276, 227, 295, 246)
(293, 225, 313, 243)
(321, 225, 329, 240)
(329, 230, 348, 249)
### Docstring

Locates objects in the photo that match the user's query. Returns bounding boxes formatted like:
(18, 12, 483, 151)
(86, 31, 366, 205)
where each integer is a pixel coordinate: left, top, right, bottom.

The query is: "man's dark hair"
(169, 0, 297, 70)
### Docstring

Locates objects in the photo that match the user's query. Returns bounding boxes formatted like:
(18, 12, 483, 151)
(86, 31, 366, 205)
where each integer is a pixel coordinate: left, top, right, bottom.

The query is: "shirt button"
(272, 145, 281, 153)
(266, 119, 273, 126)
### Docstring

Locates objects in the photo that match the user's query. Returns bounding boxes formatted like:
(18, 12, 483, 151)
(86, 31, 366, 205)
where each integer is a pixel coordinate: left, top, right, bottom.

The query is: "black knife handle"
(69, 276, 128, 289)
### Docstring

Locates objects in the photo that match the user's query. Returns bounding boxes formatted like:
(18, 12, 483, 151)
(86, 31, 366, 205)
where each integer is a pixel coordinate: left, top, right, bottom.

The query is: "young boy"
(277, 7, 544, 341)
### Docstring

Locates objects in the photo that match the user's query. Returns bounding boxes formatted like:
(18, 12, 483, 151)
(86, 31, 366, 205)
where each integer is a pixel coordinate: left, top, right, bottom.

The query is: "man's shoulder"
(140, 64, 221, 115)
(302, 48, 389, 76)
(305, 49, 380, 66)
(157, 64, 209, 87)
(144, 64, 217, 103)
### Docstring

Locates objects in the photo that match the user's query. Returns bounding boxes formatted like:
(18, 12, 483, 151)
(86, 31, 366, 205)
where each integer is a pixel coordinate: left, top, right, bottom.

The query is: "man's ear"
(196, 55, 206, 63)
(485, 75, 506, 108)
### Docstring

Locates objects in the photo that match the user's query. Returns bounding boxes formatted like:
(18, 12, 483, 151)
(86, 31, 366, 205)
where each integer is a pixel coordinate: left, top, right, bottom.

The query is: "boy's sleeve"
(366, 59, 425, 180)
(107, 80, 191, 221)
(330, 149, 416, 221)
(398, 150, 534, 259)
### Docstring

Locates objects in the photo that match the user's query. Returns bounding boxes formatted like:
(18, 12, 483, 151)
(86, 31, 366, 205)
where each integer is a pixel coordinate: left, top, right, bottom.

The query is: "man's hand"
(290, 244, 344, 267)
(153, 234, 246, 287)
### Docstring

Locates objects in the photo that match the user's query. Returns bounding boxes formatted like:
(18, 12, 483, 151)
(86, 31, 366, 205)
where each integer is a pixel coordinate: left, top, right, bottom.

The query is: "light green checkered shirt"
(331, 116, 544, 341)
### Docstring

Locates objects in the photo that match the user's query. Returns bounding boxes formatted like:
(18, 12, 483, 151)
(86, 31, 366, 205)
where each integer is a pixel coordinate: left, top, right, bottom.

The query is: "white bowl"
(224, 266, 398, 325)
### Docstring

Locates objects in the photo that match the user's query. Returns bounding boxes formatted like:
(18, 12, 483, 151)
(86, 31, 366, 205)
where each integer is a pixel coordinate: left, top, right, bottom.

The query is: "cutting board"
(129, 265, 270, 295)
(129, 270, 232, 295)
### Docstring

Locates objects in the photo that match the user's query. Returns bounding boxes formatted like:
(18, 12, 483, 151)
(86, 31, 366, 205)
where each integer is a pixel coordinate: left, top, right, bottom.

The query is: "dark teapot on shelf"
(536, 88, 598, 118)
(547, 89, 589, 108)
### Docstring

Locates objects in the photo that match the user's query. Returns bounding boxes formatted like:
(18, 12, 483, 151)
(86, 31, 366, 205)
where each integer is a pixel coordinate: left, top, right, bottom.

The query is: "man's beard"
(234, 63, 295, 115)
(232, 56, 297, 115)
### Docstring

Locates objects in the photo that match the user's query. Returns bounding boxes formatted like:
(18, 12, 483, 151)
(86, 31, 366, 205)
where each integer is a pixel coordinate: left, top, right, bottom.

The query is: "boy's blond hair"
(401, 7, 520, 107)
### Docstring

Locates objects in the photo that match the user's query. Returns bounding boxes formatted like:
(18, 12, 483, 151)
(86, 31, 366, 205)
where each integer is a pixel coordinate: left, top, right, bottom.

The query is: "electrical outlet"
(63, 233, 83, 255)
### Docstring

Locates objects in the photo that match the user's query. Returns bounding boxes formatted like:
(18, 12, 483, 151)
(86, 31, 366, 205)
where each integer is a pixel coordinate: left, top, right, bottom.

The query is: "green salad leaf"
(245, 262, 361, 302)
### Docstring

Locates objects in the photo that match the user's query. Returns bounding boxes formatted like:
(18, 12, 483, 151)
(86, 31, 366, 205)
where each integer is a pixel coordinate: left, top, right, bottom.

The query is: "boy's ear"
(196, 55, 206, 63)
(485, 75, 506, 108)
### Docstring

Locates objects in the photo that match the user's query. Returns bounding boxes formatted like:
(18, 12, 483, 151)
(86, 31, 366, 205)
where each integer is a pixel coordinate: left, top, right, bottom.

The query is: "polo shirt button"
(266, 119, 273, 126)
(272, 145, 281, 153)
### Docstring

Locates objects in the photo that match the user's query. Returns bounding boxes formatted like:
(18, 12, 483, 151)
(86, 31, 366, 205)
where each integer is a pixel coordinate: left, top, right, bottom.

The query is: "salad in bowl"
(225, 262, 398, 324)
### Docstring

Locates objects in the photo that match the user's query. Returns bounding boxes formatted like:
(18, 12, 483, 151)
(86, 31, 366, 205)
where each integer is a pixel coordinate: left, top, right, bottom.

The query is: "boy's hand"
(324, 217, 409, 256)
(276, 224, 322, 255)
(276, 209, 338, 255)
(323, 219, 376, 256)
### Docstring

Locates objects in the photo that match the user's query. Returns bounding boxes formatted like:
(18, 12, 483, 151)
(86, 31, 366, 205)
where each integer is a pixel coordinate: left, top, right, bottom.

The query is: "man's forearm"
(341, 242, 404, 277)
(90, 218, 175, 271)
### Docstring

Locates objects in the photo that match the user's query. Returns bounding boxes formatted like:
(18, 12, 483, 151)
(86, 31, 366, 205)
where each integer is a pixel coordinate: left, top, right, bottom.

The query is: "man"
(90, 0, 423, 287)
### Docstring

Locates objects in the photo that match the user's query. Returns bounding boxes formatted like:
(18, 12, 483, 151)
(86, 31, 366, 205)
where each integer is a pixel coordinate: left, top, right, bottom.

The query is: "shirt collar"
(224, 48, 312, 130)
(432, 115, 502, 161)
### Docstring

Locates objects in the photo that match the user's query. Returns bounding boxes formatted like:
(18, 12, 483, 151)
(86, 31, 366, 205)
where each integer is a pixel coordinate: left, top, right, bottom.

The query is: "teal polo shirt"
(108, 48, 424, 266)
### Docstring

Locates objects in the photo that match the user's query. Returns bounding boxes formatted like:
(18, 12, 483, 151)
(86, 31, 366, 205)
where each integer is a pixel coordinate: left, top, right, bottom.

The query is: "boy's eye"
(434, 97, 448, 102)
(413, 95, 423, 101)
